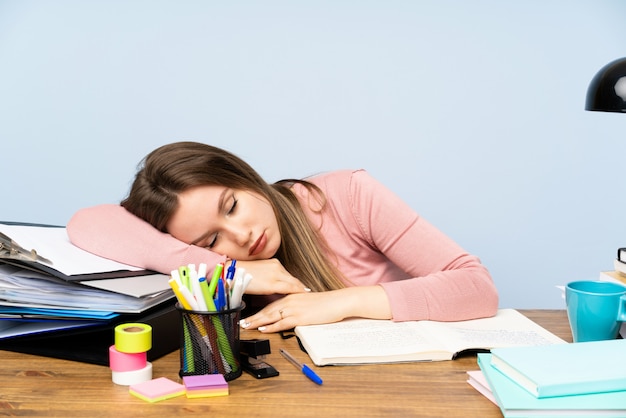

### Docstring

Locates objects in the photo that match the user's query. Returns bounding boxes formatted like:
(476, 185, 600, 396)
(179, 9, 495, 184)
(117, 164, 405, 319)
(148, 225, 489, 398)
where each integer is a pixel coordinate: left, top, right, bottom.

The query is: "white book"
(466, 370, 497, 405)
(294, 309, 566, 366)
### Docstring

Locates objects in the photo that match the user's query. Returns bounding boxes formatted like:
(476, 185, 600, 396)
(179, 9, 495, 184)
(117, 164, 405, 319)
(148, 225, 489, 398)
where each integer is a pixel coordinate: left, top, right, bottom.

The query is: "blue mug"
(565, 280, 626, 342)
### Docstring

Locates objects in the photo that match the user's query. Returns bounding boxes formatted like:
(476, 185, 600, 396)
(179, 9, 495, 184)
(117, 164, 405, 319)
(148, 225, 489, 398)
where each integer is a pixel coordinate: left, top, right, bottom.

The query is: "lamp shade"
(585, 57, 626, 112)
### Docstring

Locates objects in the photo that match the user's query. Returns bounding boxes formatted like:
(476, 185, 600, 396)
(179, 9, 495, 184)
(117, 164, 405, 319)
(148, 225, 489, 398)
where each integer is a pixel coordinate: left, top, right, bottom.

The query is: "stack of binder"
(0, 222, 180, 365)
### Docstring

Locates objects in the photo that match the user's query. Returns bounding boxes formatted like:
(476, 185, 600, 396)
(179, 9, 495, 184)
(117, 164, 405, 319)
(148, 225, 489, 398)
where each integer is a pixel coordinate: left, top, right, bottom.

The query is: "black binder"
(0, 299, 181, 365)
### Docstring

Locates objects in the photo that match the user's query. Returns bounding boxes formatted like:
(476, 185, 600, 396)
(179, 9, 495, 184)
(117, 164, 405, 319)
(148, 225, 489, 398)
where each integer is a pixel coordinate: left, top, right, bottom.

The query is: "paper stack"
(0, 223, 174, 339)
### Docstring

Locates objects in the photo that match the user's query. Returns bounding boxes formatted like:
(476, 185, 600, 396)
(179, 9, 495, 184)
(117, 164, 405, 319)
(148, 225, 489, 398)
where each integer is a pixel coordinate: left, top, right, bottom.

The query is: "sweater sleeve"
(346, 170, 499, 322)
(66, 204, 226, 274)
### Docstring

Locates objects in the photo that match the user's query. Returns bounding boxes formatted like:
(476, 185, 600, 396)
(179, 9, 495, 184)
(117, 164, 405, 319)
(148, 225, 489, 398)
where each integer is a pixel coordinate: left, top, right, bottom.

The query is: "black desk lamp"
(585, 57, 626, 112)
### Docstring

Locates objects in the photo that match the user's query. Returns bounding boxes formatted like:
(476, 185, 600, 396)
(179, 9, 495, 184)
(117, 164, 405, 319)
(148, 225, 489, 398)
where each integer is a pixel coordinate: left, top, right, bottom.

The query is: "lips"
(248, 232, 267, 257)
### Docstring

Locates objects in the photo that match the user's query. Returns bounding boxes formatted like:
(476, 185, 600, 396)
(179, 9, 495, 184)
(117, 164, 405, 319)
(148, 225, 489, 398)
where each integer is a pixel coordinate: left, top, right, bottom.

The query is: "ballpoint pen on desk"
(279, 348, 323, 385)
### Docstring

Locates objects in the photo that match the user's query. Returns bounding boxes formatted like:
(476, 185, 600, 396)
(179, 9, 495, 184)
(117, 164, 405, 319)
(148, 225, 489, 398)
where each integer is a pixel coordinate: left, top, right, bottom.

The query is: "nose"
(224, 223, 250, 247)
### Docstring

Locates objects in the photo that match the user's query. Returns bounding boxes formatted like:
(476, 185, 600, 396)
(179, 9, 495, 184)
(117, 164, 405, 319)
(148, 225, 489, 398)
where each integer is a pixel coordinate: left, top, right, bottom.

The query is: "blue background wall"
(1, 1, 625, 309)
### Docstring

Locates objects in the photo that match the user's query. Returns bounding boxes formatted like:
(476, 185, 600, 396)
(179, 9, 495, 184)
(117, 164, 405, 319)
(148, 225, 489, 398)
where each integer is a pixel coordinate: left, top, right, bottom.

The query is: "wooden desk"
(0, 310, 571, 417)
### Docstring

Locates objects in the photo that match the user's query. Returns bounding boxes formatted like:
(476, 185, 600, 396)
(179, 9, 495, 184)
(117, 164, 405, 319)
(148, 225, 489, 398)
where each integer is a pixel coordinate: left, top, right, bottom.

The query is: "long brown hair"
(121, 141, 345, 292)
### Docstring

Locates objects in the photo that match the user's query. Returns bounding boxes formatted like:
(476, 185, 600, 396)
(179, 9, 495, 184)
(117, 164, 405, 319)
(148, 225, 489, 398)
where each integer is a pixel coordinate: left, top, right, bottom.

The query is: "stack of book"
(597, 247, 626, 338)
(613, 248, 626, 277)
(469, 339, 626, 417)
(0, 222, 174, 340)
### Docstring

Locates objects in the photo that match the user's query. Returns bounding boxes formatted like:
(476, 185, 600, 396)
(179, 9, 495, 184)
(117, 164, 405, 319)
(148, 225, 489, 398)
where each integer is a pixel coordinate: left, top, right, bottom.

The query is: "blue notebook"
(477, 353, 626, 418)
(489, 339, 626, 398)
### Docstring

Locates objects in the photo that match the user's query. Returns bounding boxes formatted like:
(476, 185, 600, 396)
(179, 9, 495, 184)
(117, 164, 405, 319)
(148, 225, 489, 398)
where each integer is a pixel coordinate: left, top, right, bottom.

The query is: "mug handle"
(618, 294, 626, 322)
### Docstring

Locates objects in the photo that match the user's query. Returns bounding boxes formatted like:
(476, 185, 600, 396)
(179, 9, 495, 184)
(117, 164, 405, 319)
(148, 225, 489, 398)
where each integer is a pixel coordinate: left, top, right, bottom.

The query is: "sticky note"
(183, 374, 229, 398)
(129, 377, 186, 403)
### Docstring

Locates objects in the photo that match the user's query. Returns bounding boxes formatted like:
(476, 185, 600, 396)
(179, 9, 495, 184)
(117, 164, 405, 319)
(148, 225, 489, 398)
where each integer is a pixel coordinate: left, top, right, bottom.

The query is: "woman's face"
(166, 185, 281, 260)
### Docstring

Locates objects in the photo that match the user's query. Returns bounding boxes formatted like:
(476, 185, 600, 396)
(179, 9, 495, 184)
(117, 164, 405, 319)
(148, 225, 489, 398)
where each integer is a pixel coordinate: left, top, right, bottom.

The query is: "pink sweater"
(67, 169, 498, 322)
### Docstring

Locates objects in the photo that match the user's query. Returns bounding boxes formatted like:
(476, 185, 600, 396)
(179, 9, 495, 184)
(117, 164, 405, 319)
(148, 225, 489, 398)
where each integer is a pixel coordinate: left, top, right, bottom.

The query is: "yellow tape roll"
(114, 323, 152, 354)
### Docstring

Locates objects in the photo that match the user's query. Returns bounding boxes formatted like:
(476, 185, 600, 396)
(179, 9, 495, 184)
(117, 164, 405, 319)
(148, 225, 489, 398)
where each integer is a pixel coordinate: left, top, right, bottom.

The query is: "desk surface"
(0, 310, 571, 417)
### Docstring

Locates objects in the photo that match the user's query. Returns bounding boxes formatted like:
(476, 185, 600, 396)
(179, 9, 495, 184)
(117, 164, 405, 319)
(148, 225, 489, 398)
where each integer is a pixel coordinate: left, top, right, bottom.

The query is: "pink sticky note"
(183, 374, 228, 390)
(129, 377, 186, 403)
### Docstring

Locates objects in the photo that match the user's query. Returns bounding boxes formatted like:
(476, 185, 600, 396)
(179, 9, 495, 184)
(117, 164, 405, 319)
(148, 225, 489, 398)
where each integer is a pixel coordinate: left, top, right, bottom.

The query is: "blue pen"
(216, 279, 226, 311)
(226, 260, 237, 282)
(280, 348, 323, 385)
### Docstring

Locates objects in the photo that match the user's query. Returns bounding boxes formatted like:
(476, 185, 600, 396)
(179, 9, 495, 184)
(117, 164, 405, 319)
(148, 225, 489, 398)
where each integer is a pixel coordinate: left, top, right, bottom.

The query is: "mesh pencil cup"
(176, 302, 244, 381)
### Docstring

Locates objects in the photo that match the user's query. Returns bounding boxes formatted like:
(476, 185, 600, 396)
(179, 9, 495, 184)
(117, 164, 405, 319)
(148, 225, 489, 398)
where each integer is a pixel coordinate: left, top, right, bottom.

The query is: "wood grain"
(0, 310, 571, 417)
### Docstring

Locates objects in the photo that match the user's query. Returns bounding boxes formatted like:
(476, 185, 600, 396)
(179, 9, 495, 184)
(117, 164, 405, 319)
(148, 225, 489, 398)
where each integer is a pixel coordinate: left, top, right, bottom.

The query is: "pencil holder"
(176, 303, 244, 381)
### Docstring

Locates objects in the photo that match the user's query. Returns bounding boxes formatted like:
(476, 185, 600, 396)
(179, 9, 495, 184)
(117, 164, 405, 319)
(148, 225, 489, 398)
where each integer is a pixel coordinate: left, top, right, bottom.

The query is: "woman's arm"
(241, 284, 391, 333)
(242, 170, 498, 332)
(66, 204, 226, 274)
(67, 205, 310, 294)
(347, 170, 499, 322)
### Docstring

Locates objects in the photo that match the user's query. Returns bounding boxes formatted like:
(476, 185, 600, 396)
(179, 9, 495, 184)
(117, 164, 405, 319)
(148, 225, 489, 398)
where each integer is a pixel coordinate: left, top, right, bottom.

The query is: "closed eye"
(206, 234, 218, 249)
(206, 195, 237, 248)
(228, 195, 238, 215)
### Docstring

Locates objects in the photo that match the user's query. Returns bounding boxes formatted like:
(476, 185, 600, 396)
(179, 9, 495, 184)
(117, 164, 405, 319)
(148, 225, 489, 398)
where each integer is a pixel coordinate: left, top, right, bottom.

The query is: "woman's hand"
(230, 258, 310, 295)
(240, 286, 392, 333)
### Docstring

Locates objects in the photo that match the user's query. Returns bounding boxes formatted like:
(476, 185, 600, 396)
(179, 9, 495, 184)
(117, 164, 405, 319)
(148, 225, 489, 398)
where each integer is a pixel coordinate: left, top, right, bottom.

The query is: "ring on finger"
(279, 309, 284, 319)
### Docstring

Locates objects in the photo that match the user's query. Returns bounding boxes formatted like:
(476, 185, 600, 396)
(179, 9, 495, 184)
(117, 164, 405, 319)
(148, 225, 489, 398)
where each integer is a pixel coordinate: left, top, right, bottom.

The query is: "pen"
(197, 263, 207, 280)
(216, 278, 226, 311)
(279, 348, 323, 385)
(191, 273, 208, 311)
(168, 278, 193, 310)
(179, 283, 200, 311)
(178, 266, 190, 291)
(208, 263, 224, 296)
(226, 259, 236, 283)
(199, 277, 216, 310)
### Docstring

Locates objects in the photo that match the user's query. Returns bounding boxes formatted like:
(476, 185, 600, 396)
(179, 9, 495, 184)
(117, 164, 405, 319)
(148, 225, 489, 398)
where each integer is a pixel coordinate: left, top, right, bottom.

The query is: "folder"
(0, 221, 180, 364)
(0, 222, 174, 314)
(0, 299, 181, 365)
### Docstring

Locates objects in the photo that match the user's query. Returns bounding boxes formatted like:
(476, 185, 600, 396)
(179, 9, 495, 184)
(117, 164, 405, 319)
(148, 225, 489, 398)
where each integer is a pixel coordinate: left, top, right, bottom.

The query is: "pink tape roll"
(109, 345, 148, 372)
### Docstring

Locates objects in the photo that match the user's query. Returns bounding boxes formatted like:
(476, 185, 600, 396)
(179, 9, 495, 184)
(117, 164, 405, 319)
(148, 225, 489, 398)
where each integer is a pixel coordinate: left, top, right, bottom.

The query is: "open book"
(294, 309, 566, 366)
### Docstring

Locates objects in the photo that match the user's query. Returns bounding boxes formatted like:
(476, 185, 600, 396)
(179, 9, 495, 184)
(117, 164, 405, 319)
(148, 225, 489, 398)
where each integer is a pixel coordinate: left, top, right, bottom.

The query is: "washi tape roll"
(114, 323, 152, 354)
(111, 362, 153, 386)
(109, 345, 148, 372)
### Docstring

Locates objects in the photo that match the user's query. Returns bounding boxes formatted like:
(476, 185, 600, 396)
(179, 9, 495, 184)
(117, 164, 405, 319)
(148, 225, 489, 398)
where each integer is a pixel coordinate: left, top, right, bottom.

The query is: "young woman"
(67, 141, 498, 332)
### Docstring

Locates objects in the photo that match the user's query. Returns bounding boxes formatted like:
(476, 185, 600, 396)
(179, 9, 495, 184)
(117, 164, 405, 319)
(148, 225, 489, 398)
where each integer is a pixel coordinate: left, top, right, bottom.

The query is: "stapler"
(240, 339, 279, 379)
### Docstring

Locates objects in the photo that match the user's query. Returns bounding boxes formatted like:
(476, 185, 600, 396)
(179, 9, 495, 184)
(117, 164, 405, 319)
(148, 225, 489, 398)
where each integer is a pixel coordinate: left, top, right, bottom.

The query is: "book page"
(295, 309, 566, 365)
(420, 309, 566, 355)
(298, 319, 450, 361)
